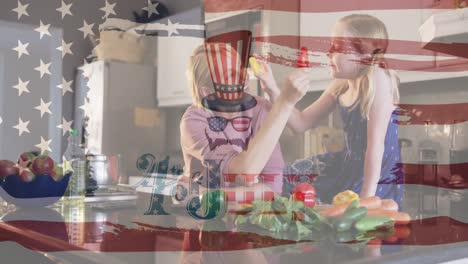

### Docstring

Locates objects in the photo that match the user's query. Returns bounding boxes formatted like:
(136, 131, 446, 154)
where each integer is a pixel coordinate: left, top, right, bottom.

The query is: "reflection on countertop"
(1, 186, 468, 264)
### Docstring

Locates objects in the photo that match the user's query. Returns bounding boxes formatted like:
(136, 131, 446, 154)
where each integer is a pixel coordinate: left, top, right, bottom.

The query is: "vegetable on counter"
(292, 183, 316, 208)
(354, 215, 394, 232)
(229, 190, 411, 248)
(366, 209, 411, 225)
(381, 199, 399, 211)
(333, 190, 359, 206)
(358, 196, 383, 210)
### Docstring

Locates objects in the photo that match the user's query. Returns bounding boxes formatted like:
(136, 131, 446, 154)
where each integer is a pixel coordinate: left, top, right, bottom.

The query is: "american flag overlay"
(0, 0, 148, 161)
(1, 0, 468, 263)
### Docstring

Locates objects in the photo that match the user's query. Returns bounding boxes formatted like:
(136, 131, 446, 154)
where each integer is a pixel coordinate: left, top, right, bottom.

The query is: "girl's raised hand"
(251, 56, 280, 101)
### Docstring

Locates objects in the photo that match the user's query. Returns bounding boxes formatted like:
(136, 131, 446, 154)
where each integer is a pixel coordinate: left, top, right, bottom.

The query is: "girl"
(257, 14, 403, 206)
(180, 43, 309, 195)
(179, 42, 309, 264)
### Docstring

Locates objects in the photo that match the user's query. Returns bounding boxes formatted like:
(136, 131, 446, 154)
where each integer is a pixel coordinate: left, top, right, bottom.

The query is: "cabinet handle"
(173, 90, 185, 95)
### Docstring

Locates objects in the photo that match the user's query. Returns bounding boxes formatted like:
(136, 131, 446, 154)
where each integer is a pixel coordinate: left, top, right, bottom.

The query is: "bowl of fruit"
(0, 152, 72, 207)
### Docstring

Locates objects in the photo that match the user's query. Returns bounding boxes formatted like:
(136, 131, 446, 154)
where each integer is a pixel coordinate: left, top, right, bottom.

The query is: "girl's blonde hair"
(330, 14, 400, 119)
(186, 44, 215, 108)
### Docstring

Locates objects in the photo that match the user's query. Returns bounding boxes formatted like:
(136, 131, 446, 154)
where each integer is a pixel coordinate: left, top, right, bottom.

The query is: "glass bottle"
(63, 129, 86, 201)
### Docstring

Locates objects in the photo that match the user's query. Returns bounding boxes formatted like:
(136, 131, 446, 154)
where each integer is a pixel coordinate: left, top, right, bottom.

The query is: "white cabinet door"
(156, 36, 203, 107)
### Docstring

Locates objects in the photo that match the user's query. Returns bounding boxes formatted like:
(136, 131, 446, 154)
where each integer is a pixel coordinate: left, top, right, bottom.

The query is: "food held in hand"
(19, 169, 36, 182)
(297, 47, 309, 68)
(0, 160, 19, 178)
(333, 190, 359, 205)
(18, 151, 38, 167)
(31, 155, 55, 175)
(292, 183, 316, 208)
(249, 57, 264, 75)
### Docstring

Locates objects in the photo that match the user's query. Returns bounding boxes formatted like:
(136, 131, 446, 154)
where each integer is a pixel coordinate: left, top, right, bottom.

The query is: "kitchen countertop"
(1, 189, 468, 264)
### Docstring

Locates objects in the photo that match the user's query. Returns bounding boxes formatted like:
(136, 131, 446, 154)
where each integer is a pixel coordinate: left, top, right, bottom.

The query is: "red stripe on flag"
(205, 0, 457, 13)
(402, 163, 468, 188)
(396, 103, 468, 125)
(253, 36, 468, 71)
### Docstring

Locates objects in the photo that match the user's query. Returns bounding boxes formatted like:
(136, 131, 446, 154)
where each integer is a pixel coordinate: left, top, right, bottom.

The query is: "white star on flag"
(78, 20, 95, 39)
(79, 97, 91, 117)
(12, 0, 29, 20)
(35, 98, 52, 117)
(56, 0, 73, 19)
(59, 156, 74, 173)
(57, 117, 73, 136)
(35, 136, 52, 154)
(56, 39, 74, 58)
(78, 64, 93, 79)
(166, 19, 180, 37)
(13, 77, 30, 96)
(143, 0, 159, 18)
(34, 20, 52, 39)
(57, 77, 73, 95)
(13, 117, 30, 136)
(100, 0, 117, 19)
(13, 40, 30, 59)
(34, 59, 51, 78)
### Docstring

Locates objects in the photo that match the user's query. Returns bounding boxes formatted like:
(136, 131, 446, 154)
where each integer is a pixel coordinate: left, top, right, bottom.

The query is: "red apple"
(50, 165, 65, 181)
(31, 155, 55, 175)
(19, 169, 36, 182)
(18, 151, 38, 167)
(0, 160, 19, 178)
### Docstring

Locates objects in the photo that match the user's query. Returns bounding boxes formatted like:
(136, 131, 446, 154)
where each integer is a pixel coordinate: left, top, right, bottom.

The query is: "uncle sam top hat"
(202, 30, 257, 113)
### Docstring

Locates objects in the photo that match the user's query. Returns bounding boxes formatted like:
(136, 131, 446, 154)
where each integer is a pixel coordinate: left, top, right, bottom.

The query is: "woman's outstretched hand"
(280, 69, 311, 106)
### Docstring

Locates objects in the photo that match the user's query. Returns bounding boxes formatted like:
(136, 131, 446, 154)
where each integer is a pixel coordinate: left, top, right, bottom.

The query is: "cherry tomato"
(293, 183, 316, 208)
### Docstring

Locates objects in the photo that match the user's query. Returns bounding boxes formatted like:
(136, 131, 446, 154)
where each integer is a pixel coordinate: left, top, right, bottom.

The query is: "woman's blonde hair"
(330, 14, 400, 119)
(186, 44, 215, 108)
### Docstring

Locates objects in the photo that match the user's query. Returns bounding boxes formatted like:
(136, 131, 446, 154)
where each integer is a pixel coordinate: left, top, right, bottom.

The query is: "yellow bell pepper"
(249, 57, 264, 75)
(333, 190, 359, 206)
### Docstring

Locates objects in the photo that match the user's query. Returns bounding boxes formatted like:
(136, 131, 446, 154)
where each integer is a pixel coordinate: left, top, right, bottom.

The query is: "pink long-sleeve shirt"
(180, 95, 285, 193)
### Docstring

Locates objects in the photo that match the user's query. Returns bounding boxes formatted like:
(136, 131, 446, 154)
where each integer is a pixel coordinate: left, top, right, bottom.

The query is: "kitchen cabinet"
(156, 36, 201, 107)
(155, 8, 204, 107)
(419, 8, 468, 76)
(75, 60, 166, 178)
